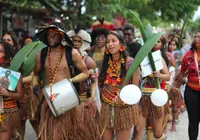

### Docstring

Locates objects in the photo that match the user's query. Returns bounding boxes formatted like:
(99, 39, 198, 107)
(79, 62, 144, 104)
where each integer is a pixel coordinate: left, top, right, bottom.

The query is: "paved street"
(24, 111, 200, 140)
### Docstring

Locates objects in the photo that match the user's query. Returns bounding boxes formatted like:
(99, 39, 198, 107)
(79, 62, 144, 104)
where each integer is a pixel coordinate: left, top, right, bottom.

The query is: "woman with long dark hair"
(0, 41, 23, 140)
(98, 30, 139, 140)
(2, 31, 21, 54)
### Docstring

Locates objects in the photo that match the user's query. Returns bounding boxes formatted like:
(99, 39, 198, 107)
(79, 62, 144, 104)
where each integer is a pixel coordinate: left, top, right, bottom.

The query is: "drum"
(42, 78, 80, 117)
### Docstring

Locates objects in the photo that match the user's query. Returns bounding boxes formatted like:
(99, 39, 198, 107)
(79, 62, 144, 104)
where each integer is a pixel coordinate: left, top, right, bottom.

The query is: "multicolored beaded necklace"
(104, 57, 125, 94)
(48, 47, 64, 101)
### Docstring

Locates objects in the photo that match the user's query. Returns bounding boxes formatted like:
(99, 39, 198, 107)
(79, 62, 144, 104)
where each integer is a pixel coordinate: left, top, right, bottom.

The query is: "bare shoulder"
(34, 51, 42, 73)
(126, 56, 133, 65)
(72, 48, 79, 56)
(84, 56, 96, 69)
(35, 51, 41, 60)
(126, 56, 133, 61)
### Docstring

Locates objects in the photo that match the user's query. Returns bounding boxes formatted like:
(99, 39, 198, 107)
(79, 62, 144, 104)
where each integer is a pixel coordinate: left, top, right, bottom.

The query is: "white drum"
(42, 78, 80, 117)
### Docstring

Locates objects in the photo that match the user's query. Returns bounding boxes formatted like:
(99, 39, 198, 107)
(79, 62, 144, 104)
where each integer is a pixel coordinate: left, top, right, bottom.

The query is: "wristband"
(69, 79, 72, 82)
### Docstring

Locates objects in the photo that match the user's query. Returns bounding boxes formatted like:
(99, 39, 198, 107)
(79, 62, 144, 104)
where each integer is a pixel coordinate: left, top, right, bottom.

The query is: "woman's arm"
(153, 58, 170, 81)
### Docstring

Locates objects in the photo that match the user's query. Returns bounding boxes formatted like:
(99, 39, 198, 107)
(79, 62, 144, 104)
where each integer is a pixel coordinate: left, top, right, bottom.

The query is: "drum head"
(42, 78, 80, 117)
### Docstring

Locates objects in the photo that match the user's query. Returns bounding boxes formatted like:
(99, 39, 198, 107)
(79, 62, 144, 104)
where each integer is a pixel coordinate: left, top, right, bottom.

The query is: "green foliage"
(9, 41, 46, 77)
(187, 19, 200, 33)
(122, 10, 164, 88)
(2, 0, 200, 29)
(122, 32, 164, 87)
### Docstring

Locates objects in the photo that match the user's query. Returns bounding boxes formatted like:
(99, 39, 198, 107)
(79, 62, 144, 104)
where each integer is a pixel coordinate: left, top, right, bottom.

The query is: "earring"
(119, 46, 125, 52)
(105, 48, 109, 54)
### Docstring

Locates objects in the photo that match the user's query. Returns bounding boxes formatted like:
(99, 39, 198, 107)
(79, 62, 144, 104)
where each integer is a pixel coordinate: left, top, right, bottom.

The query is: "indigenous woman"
(176, 31, 200, 140)
(98, 30, 139, 140)
(67, 27, 100, 139)
(89, 18, 115, 70)
(132, 37, 170, 140)
(0, 41, 23, 140)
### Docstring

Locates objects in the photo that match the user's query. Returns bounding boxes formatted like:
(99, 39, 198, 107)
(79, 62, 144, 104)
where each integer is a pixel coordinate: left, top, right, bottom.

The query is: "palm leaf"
(145, 23, 153, 39)
(122, 9, 161, 88)
(178, 16, 189, 50)
(9, 42, 40, 71)
(20, 42, 46, 77)
(128, 10, 147, 41)
(122, 32, 164, 87)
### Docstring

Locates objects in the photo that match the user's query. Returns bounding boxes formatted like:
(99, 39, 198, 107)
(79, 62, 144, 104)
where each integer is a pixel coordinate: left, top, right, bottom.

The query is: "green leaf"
(178, 16, 189, 50)
(126, 9, 161, 88)
(9, 41, 40, 71)
(145, 23, 153, 39)
(122, 32, 164, 87)
(128, 9, 147, 41)
(20, 42, 46, 77)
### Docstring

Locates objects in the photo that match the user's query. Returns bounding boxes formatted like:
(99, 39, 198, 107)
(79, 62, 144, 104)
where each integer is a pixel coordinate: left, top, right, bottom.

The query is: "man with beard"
(33, 22, 90, 140)
(123, 24, 142, 58)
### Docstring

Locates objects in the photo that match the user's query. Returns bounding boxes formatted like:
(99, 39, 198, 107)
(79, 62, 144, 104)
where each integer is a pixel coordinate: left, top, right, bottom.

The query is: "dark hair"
(0, 41, 15, 65)
(108, 30, 125, 45)
(190, 31, 200, 51)
(2, 30, 20, 52)
(168, 39, 178, 52)
(123, 24, 135, 33)
(160, 37, 169, 67)
(98, 31, 128, 88)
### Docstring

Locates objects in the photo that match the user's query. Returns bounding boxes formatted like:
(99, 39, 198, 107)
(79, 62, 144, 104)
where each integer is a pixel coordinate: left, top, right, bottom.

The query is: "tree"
(1, 0, 200, 28)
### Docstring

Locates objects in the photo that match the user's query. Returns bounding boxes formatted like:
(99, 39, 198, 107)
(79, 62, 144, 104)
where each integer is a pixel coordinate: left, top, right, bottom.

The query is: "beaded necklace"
(48, 47, 64, 101)
(104, 57, 125, 94)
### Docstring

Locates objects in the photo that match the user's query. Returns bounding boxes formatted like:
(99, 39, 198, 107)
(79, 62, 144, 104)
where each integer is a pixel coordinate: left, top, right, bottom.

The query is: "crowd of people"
(0, 18, 199, 140)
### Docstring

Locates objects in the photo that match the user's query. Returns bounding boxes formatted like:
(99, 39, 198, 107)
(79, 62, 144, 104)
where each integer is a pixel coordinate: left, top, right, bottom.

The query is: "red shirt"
(181, 50, 200, 90)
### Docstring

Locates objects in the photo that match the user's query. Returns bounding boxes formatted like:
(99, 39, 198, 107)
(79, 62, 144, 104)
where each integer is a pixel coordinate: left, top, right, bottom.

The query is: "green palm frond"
(9, 41, 46, 76)
(9, 41, 40, 71)
(20, 42, 46, 77)
(145, 23, 153, 39)
(122, 9, 163, 88)
(122, 32, 164, 87)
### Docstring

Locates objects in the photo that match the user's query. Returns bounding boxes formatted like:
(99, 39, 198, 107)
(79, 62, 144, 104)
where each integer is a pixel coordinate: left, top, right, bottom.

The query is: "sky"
(193, 6, 200, 21)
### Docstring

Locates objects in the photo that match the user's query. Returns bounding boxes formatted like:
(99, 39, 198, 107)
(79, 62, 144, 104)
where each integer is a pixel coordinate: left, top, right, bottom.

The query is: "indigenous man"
(33, 22, 90, 140)
(67, 26, 100, 140)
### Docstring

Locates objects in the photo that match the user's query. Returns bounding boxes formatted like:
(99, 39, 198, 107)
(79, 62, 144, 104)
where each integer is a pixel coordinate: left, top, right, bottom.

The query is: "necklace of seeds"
(48, 47, 64, 101)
